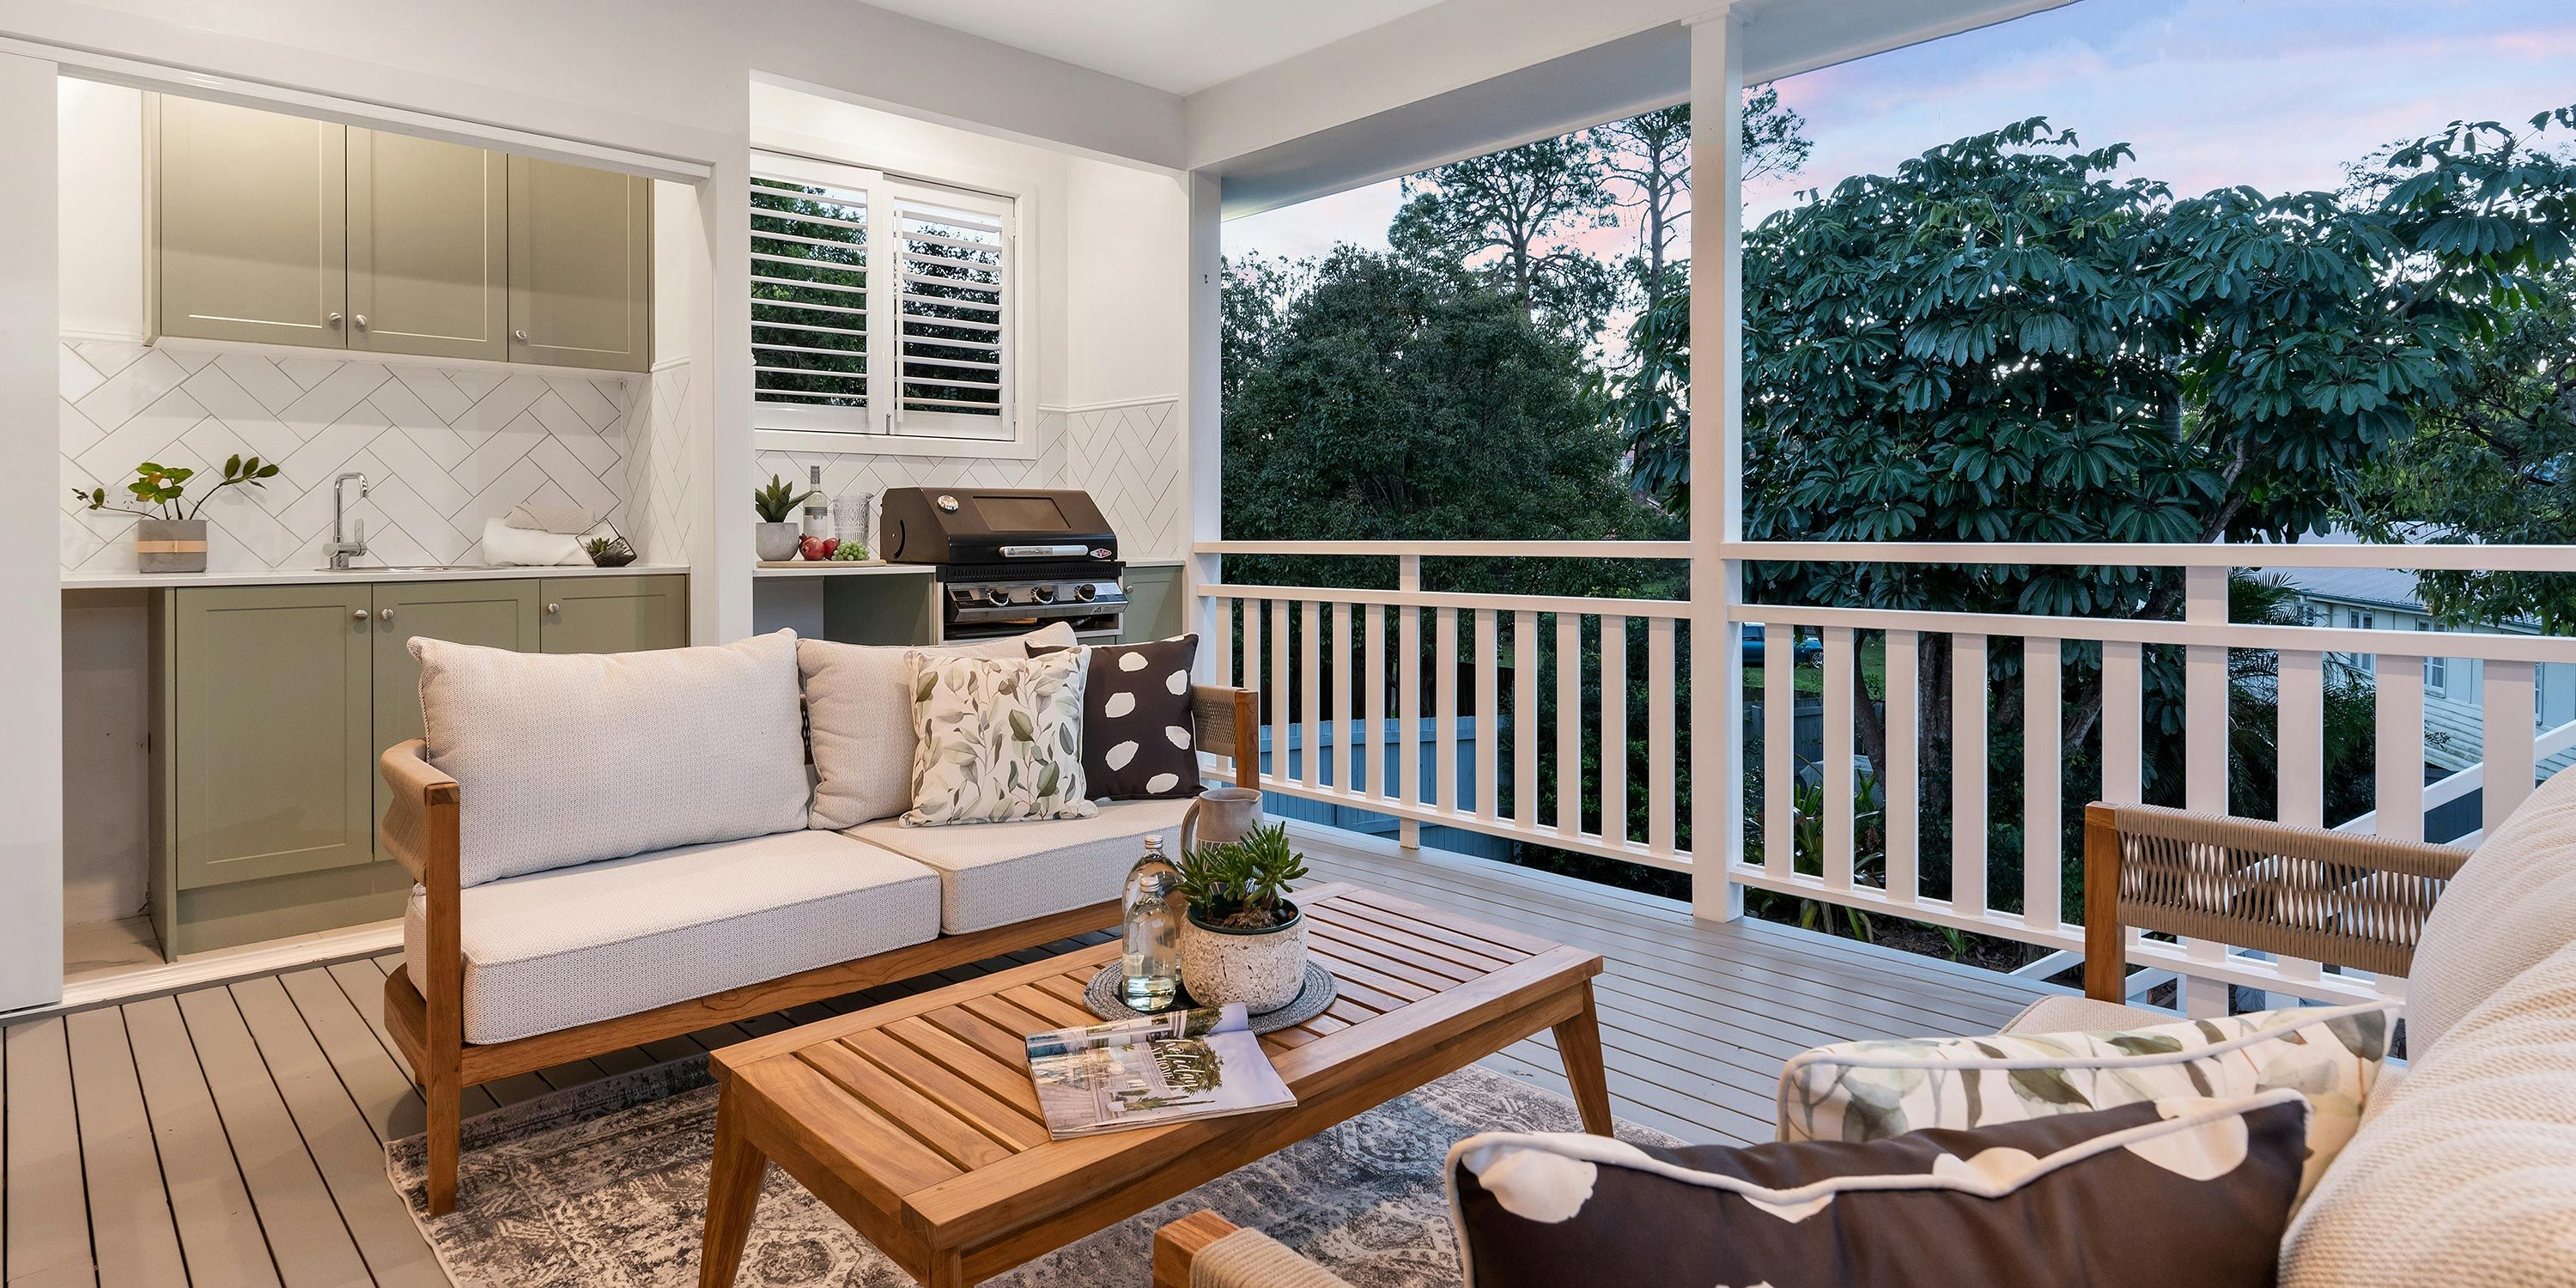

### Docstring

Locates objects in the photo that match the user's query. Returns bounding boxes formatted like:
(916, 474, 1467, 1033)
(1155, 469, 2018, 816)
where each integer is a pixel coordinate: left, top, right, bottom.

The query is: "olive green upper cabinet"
(166, 584, 374, 891)
(508, 157, 652, 372)
(540, 575, 689, 653)
(348, 131, 508, 361)
(157, 97, 349, 347)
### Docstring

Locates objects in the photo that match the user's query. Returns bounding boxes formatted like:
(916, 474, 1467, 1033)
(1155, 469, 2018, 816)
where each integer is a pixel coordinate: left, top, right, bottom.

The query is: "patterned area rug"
(386, 1056, 1680, 1287)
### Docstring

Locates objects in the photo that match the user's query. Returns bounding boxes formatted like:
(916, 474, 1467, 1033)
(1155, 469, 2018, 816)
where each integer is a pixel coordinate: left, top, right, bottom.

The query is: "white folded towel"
(503, 503, 600, 534)
(479, 517, 612, 566)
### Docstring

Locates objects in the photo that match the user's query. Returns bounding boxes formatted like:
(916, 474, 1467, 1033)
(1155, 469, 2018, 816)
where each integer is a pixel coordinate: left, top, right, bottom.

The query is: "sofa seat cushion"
(404, 829, 941, 1045)
(2002, 995, 2168, 1035)
(847, 796, 1191, 933)
(2281, 939, 2576, 1287)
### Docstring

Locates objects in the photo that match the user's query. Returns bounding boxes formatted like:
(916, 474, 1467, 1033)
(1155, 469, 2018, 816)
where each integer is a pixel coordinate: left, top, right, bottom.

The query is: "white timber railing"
(1192, 539, 2576, 1016)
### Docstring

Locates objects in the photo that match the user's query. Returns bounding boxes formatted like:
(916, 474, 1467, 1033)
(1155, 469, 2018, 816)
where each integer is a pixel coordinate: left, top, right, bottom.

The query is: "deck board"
(0, 830, 2050, 1285)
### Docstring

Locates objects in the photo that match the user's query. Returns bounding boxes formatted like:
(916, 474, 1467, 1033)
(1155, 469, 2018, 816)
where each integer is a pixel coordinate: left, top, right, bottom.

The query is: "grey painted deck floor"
(1, 832, 2050, 1287)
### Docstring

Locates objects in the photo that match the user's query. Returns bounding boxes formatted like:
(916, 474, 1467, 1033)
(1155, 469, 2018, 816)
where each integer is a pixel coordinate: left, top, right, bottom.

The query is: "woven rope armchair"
(2081, 801, 2474, 1003)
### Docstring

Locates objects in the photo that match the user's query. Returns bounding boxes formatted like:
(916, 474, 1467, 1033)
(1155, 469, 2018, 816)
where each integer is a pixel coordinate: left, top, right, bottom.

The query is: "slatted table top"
(703, 880, 1609, 1286)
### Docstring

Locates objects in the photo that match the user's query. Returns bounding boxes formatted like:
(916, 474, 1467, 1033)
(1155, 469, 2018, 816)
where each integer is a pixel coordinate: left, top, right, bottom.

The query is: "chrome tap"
(325, 472, 370, 569)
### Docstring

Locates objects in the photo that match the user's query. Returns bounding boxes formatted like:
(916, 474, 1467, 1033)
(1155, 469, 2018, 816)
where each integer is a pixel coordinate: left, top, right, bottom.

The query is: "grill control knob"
(1030, 585, 1057, 605)
(985, 586, 1012, 606)
(1073, 583, 1098, 602)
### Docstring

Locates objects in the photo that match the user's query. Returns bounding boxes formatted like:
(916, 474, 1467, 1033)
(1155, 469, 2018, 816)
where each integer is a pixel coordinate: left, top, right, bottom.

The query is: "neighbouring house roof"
(2276, 566, 2431, 615)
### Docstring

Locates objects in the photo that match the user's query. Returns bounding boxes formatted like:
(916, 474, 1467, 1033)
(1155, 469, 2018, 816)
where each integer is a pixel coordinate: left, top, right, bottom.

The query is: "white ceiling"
(851, 0, 1455, 96)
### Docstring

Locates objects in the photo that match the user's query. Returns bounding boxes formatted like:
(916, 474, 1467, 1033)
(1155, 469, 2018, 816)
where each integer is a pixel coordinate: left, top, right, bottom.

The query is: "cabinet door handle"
(545, 603, 562, 615)
(379, 608, 394, 622)
(351, 609, 368, 622)
(513, 329, 530, 342)
(353, 314, 368, 329)
(328, 313, 344, 329)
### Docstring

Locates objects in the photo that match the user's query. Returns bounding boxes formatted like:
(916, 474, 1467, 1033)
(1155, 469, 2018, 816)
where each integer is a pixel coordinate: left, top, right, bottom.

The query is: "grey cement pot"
(755, 521, 801, 562)
(136, 519, 209, 574)
(1178, 902, 1308, 1013)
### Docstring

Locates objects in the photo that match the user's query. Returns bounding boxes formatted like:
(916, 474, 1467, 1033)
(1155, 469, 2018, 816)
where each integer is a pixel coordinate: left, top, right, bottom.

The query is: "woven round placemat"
(1083, 961, 1338, 1034)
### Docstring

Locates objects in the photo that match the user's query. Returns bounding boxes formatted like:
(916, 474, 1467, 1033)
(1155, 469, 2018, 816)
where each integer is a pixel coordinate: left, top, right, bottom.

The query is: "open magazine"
(1024, 1003, 1297, 1139)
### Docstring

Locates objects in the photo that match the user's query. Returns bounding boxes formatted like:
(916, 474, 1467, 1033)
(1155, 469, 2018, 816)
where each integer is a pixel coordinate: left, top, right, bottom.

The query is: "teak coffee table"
(695, 881, 1612, 1287)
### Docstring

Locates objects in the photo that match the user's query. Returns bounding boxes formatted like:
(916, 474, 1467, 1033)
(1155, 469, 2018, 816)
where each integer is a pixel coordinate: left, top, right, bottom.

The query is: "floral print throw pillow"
(902, 651, 1097, 826)
(1776, 1001, 2395, 1208)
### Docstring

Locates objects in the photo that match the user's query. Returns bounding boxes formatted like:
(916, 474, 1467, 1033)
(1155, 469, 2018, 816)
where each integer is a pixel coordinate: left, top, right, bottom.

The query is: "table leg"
(927, 1249, 969, 1287)
(1552, 980, 1615, 1135)
(698, 1081, 769, 1288)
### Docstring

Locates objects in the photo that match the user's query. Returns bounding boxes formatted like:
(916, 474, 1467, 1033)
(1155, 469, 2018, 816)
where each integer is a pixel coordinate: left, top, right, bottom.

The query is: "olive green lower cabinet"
(151, 574, 689, 957)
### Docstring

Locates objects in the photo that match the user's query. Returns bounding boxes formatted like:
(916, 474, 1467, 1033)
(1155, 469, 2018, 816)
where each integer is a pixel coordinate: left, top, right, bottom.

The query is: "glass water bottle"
(1121, 836, 1182, 1012)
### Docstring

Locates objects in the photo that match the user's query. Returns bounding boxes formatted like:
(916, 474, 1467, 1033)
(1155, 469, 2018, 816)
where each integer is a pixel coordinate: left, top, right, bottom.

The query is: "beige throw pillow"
(2404, 766, 2576, 1056)
(798, 623, 1077, 829)
(902, 651, 1096, 826)
(412, 629, 811, 886)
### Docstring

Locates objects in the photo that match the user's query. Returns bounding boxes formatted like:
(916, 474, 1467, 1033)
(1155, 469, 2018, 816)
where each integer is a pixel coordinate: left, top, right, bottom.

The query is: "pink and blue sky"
(1224, 0, 2576, 265)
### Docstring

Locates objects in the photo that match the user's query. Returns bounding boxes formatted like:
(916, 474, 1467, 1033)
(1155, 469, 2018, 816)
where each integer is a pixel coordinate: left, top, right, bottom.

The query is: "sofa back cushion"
(2409, 767, 2576, 1055)
(412, 629, 811, 885)
(2281, 939, 2576, 1287)
(799, 623, 1077, 829)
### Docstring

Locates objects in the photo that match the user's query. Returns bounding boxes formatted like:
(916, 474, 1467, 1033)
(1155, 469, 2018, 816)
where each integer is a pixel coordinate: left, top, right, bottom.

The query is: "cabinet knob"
(379, 608, 394, 622)
(513, 329, 530, 342)
(351, 609, 368, 622)
(328, 313, 343, 328)
(353, 314, 368, 329)
(545, 603, 562, 615)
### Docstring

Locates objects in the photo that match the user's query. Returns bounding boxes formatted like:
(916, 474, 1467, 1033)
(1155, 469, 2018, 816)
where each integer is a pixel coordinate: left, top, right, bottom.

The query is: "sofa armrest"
(1190, 684, 1262, 791)
(379, 738, 459, 884)
(2083, 801, 2472, 1000)
(1153, 1212, 1354, 1288)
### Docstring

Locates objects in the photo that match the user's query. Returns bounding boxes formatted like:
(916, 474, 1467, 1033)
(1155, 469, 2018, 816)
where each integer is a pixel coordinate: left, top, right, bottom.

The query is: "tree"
(1590, 88, 1813, 340)
(1221, 246, 1677, 598)
(1389, 135, 1620, 339)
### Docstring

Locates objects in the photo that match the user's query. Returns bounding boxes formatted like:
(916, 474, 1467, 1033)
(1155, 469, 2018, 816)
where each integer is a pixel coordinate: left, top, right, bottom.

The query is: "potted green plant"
(75, 455, 280, 573)
(1173, 823, 1312, 1012)
(753, 474, 818, 562)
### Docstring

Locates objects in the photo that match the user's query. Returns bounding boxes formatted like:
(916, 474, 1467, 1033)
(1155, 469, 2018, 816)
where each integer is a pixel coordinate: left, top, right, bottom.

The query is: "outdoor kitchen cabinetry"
(150, 574, 687, 956)
(154, 96, 648, 370)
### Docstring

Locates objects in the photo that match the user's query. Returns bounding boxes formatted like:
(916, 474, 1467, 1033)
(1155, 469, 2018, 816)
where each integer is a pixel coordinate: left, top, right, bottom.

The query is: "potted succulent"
(1174, 823, 1312, 1012)
(75, 455, 280, 573)
(753, 473, 818, 562)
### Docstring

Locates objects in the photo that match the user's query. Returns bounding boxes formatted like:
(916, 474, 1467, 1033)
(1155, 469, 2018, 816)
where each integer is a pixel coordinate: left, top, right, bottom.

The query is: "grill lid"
(879, 487, 1116, 566)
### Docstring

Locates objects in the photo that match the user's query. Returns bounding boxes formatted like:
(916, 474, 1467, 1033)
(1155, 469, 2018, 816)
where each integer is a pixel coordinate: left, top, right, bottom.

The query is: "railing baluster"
(1514, 611, 1539, 828)
(2277, 650, 2324, 828)
(1953, 632, 1988, 916)
(1301, 600, 1323, 791)
(2101, 640, 2143, 805)
(1649, 616, 1676, 856)
(2484, 660, 2538, 832)
(1885, 629, 1917, 903)
(1436, 608, 1460, 815)
(1764, 623, 1793, 874)
(1270, 599, 1291, 787)
(1400, 605, 1422, 822)
(1240, 598, 1263, 782)
(2376, 653, 2426, 842)
(1365, 601, 1387, 802)
(2023, 636, 2061, 933)
(1475, 610, 1501, 822)
(1601, 616, 1627, 849)
(1333, 600, 1354, 796)
(1822, 626, 1855, 891)
(1557, 613, 1582, 838)
(2182, 567, 2230, 1017)
(1212, 591, 1233, 688)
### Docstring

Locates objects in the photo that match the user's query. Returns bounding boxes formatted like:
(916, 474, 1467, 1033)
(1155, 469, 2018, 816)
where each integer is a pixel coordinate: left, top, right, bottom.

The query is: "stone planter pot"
(135, 518, 209, 574)
(1178, 901, 1307, 1013)
(755, 520, 801, 562)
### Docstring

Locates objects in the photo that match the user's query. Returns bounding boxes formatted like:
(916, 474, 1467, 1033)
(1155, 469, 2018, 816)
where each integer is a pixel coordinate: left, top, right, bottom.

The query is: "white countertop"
(751, 561, 933, 579)
(63, 562, 691, 590)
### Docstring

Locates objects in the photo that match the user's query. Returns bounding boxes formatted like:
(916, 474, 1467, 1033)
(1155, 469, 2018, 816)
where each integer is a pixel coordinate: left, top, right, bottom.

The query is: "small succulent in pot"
(1174, 823, 1312, 1012)
(753, 473, 818, 562)
(77, 455, 282, 574)
(582, 532, 638, 568)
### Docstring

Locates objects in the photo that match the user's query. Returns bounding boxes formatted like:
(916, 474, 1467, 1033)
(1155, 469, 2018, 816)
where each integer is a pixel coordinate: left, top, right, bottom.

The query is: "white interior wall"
(2, 50, 64, 1011)
(57, 77, 141, 340)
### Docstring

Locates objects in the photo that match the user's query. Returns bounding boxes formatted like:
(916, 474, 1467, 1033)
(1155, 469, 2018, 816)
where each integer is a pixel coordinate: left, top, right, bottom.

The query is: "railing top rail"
(1199, 581, 1691, 619)
(1726, 540, 2576, 573)
(1194, 540, 1693, 559)
(1737, 601, 2576, 663)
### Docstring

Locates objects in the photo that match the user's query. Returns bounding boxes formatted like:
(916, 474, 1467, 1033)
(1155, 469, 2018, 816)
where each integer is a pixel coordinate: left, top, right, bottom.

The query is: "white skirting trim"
(16, 918, 404, 1019)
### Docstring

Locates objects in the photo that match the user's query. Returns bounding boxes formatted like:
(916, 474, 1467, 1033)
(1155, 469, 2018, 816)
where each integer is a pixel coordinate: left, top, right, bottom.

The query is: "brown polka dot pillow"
(1030, 635, 1201, 799)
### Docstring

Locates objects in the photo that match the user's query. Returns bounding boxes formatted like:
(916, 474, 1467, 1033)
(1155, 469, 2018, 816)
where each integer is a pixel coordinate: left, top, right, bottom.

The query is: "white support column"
(700, 149, 755, 643)
(2182, 565, 2231, 1018)
(1397, 553, 1422, 849)
(1687, 13, 1747, 921)
(0, 52, 64, 1012)
(1184, 171, 1225, 683)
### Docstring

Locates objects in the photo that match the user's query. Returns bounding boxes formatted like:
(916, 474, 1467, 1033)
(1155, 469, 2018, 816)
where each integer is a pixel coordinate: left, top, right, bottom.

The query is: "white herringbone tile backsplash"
(59, 337, 637, 574)
(752, 398, 1182, 561)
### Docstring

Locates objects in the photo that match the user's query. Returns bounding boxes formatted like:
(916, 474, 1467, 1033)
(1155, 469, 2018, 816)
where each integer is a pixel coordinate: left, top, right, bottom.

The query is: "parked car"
(1741, 629, 1826, 668)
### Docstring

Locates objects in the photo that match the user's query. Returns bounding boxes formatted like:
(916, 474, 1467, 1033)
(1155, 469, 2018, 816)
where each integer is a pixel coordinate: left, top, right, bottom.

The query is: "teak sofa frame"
(382, 683, 1262, 1216)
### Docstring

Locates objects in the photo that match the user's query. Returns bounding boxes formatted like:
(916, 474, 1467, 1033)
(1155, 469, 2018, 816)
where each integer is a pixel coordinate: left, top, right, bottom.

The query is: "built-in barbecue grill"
(879, 487, 1127, 643)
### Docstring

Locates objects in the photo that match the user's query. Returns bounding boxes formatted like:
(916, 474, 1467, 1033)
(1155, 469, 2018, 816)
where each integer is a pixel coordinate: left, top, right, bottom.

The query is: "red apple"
(799, 536, 839, 561)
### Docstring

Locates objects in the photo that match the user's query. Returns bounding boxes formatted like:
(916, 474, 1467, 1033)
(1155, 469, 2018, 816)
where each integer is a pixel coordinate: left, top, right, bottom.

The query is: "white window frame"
(749, 149, 1032, 459)
(2419, 620, 2447, 696)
